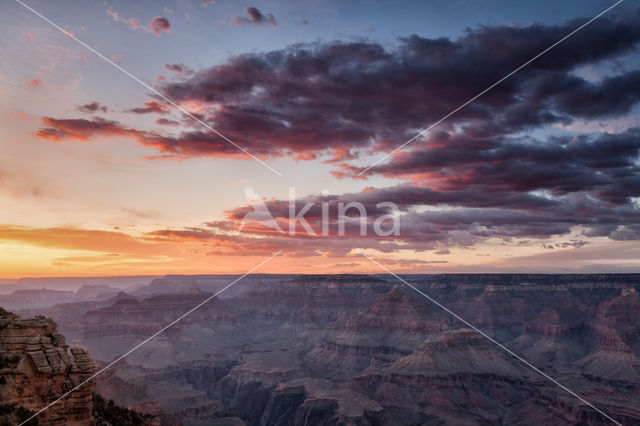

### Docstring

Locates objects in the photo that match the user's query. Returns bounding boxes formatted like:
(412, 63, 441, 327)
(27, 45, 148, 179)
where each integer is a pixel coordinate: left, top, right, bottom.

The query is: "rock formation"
(12, 274, 640, 425)
(0, 307, 97, 425)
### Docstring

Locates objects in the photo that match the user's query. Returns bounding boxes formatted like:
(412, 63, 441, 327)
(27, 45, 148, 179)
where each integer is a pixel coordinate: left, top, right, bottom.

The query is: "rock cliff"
(0, 307, 97, 425)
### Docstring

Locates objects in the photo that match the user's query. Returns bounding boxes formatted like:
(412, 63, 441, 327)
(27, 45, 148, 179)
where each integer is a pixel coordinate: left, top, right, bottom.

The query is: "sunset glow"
(1, 0, 639, 278)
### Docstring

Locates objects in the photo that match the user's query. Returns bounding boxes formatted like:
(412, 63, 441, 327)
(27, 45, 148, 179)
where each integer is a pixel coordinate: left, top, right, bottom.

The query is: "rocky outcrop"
(0, 307, 97, 425)
(260, 379, 383, 425)
(82, 290, 236, 338)
(308, 285, 444, 372)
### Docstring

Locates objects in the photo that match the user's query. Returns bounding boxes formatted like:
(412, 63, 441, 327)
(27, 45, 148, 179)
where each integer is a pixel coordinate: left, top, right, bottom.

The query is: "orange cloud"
(9, 111, 29, 120)
(0, 225, 152, 253)
(0, 224, 290, 278)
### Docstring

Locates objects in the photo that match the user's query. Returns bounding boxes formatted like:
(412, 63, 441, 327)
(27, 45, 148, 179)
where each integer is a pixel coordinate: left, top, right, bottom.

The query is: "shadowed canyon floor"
(4, 274, 640, 425)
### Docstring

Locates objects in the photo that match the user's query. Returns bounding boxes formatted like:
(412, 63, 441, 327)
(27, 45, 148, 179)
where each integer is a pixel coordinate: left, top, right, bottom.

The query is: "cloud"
(152, 11, 640, 162)
(164, 63, 184, 73)
(31, 118, 640, 248)
(0, 167, 44, 198)
(234, 7, 277, 27)
(128, 18, 141, 29)
(106, 9, 120, 21)
(106, 9, 171, 36)
(156, 118, 180, 126)
(106, 9, 140, 30)
(371, 128, 640, 205)
(40, 11, 640, 163)
(0, 225, 147, 253)
(35, 117, 128, 142)
(149, 17, 171, 36)
(29, 10, 640, 255)
(164, 63, 194, 76)
(8, 111, 29, 120)
(533, 70, 640, 119)
(371, 258, 449, 267)
(494, 240, 640, 272)
(207, 178, 640, 252)
(558, 239, 590, 248)
(27, 78, 40, 88)
(127, 100, 169, 114)
(147, 226, 427, 258)
(76, 102, 108, 113)
(35, 116, 269, 158)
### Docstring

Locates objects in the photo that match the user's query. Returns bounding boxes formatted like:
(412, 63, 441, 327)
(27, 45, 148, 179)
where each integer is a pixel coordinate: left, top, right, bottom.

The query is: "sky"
(0, 0, 639, 278)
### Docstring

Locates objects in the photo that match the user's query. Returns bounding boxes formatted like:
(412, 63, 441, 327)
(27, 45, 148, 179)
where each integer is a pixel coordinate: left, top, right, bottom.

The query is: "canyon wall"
(0, 308, 96, 425)
(12, 274, 640, 425)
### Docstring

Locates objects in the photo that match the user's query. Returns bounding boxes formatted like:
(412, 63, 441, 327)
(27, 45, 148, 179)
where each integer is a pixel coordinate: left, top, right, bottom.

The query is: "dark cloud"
(234, 7, 277, 27)
(127, 100, 169, 114)
(156, 118, 180, 126)
(558, 240, 590, 248)
(164, 64, 184, 73)
(533, 70, 640, 119)
(76, 102, 107, 113)
(131, 183, 640, 256)
(372, 128, 640, 205)
(154, 12, 639, 161)
(147, 226, 421, 257)
(107, 9, 171, 37)
(149, 17, 171, 36)
(542, 240, 589, 249)
(206, 178, 640, 251)
(35, 116, 252, 158)
(32, 119, 640, 246)
(164, 63, 194, 76)
(40, 12, 640, 162)
(31, 10, 640, 252)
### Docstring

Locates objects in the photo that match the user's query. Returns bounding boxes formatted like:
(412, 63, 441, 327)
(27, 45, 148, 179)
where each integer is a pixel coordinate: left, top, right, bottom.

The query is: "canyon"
(3, 274, 640, 425)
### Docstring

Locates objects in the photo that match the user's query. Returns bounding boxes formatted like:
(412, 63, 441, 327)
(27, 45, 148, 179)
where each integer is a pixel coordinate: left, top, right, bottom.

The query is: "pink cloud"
(106, 9, 170, 37)
(106, 9, 120, 21)
(9, 111, 29, 120)
(128, 18, 141, 30)
(149, 17, 171, 36)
